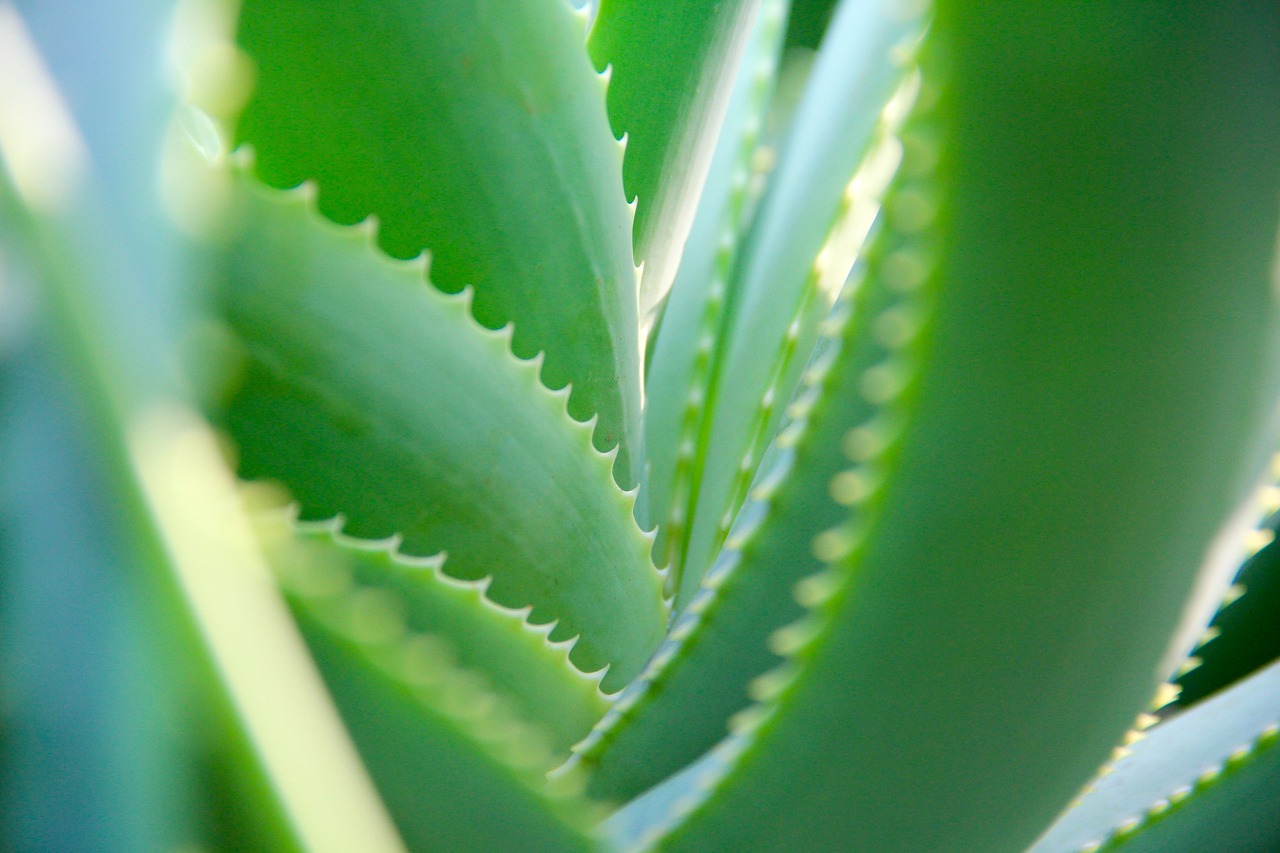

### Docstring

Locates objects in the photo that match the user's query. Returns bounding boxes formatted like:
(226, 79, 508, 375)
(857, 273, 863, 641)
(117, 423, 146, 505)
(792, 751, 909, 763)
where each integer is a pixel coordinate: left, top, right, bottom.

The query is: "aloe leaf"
(642, 6, 1280, 851)
(235, 0, 643, 488)
(0, 5, 411, 847)
(258, 513, 612, 755)
(286, 575, 602, 853)
(1029, 659, 1280, 853)
(642, 0, 791, 588)
(0, 278, 187, 852)
(214, 177, 666, 690)
(669, 0, 927, 606)
(1177, 503, 1280, 707)
(6, 188, 406, 853)
(574, 260, 887, 803)
(587, 0, 762, 325)
(0, 5, 234, 849)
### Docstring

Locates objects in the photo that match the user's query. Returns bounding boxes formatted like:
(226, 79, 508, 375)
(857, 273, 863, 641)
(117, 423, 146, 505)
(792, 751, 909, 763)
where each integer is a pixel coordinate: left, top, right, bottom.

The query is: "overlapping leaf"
(236, 0, 643, 487)
(588, 0, 762, 324)
(1030, 660, 1280, 853)
(629, 5, 1280, 851)
(259, 513, 612, 755)
(664, 0, 927, 605)
(213, 177, 667, 690)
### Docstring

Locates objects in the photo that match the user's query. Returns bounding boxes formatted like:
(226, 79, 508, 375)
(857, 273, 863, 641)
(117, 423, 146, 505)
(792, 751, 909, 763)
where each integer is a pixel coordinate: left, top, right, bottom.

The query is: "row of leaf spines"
(275, 527, 604, 828)
(280, 513, 617, 704)
(237, 0, 648, 492)
(1169, 457, 1280, 707)
(640, 55, 945, 853)
(1096, 493, 1280, 771)
(225, 161, 643, 493)
(1111, 463, 1280, 737)
(565, 263, 861, 784)
(582, 0, 648, 341)
(227, 164, 669, 672)
(672, 56, 926, 604)
(571, 0, 886, 772)
(657, 0, 792, 594)
(1085, 723, 1280, 853)
(599, 45, 649, 506)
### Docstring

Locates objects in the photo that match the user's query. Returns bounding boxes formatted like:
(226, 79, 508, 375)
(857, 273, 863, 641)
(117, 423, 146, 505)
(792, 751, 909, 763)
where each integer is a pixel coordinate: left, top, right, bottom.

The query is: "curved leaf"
(588, 0, 762, 325)
(643, 6, 1280, 851)
(573, 260, 884, 803)
(259, 512, 612, 755)
(1030, 660, 1280, 853)
(643, 0, 791, 589)
(285, 572, 602, 853)
(668, 0, 926, 605)
(213, 177, 666, 690)
(236, 0, 643, 486)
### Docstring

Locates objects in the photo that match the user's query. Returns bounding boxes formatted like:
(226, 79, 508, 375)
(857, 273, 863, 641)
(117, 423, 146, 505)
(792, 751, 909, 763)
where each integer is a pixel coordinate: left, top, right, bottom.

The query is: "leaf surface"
(642, 0, 791, 592)
(668, 0, 926, 605)
(575, 251, 889, 803)
(1030, 660, 1280, 853)
(641, 6, 1280, 851)
(236, 0, 643, 486)
(215, 178, 667, 690)
(588, 0, 762, 325)
(286, 574, 602, 853)
(261, 515, 612, 755)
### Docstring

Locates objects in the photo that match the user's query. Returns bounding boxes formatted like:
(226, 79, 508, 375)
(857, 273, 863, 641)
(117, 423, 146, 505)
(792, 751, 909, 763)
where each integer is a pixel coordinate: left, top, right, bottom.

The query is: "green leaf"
(286, 575, 602, 853)
(0, 4, 405, 845)
(1029, 660, 1280, 853)
(642, 0, 791, 593)
(0, 277, 190, 853)
(574, 268, 882, 803)
(235, 0, 643, 489)
(1177, 504, 1280, 707)
(214, 176, 667, 690)
(259, 513, 612, 755)
(588, 0, 762, 325)
(642, 5, 1280, 851)
(667, 0, 926, 606)
(782, 0, 840, 50)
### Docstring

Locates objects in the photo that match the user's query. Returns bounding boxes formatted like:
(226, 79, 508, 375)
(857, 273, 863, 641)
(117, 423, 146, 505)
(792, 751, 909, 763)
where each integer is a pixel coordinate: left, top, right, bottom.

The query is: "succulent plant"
(2, 0, 1279, 851)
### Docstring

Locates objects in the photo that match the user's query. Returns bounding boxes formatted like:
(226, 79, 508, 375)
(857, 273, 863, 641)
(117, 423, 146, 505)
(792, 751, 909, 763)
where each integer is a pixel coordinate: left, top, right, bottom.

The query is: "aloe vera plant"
(2, 0, 1280, 851)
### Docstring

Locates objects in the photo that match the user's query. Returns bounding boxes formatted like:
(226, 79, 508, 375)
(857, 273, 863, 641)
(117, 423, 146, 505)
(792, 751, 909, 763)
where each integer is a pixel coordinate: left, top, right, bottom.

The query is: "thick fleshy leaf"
(235, 0, 643, 487)
(667, 0, 926, 605)
(1177, 502, 1280, 707)
(285, 575, 601, 853)
(213, 177, 666, 690)
(259, 513, 612, 755)
(574, 247, 893, 802)
(1030, 660, 1280, 853)
(1097, 741, 1280, 853)
(588, 0, 761, 325)
(643, 0, 791, 589)
(640, 6, 1280, 851)
(0, 6, 404, 846)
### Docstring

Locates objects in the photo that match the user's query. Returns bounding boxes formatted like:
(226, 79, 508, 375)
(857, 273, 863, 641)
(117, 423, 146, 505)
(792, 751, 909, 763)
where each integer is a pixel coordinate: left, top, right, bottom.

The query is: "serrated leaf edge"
(224, 153, 670, 670)
(656, 0, 790, 592)
(671, 56, 924, 604)
(283, 549, 609, 833)
(625, 54, 944, 853)
(564, 275, 859, 777)
(271, 506, 619, 705)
